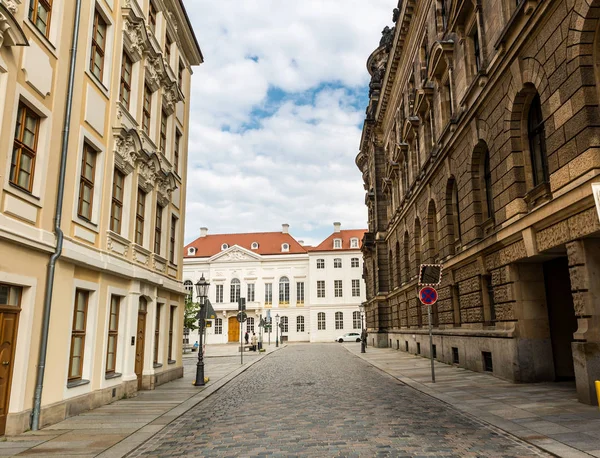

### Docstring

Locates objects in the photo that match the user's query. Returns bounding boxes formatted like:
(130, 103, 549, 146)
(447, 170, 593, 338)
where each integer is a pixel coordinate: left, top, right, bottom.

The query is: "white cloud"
(182, 0, 394, 243)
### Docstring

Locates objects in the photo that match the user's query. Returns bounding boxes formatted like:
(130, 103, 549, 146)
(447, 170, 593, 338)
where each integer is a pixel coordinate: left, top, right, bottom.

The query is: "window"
(417, 342, 421, 354)
(148, 1, 157, 34)
(317, 280, 325, 298)
(120, 53, 132, 109)
(335, 311, 343, 330)
(265, 283, 272, 305)
(160, 110, 168, 153)
(528, 93, 548, 187)
(351, 257, 360, 268)
(333, 239, 342, 249)
(110, 169, 125, 233)
(221, 243, 228, 250)
(142, 84, 152, 135)
(352, 279, 360, 297)
(251, 242, 259, 250)
(215, 284, 223, 303)
(317, 259, 325, 269)
(154, 205, 163, 255)
(432, 344, 437, 359)
(353, 311, 361, 329)
(215, 318, 223, 335)
(154, 304, 161, 364)
(279, 277, 290, 304)
(473, 29, 481, 72)
(0, 284, 21, 306)
(483, 149, 494, 220)
(77, 143, 96, 221)
(169, 215, 177, 264)
(296, 282, 304, 305)
(174, 131, 181, 174)
(135, 188, 146, 245)
(350, 238, 359, 248)
(178, 60, 184, 87)
(230, 279, 241, 303)
(184, 280, 193, 300)
(90, 9, 107, 81)
(105, 295, 120, 374)
(483, 351, 493, 372)
(247, 317, 255, 333)
(165, 34, 172, 65)
(29, 0, 52, 37)
(334, 280, 343, 298)
(281, 316, 288, 333)
(452, 347, 459, 364)
(168, 306, 176, 362)
(69, 289, 89, 381)
(247, 284, 255, 302)
(317, 312, 326, 330)
(11, 102, 40, 192)
(296, 316, 305, 332)
(333, 258, 342, 268)
(281, 243, 289, 252)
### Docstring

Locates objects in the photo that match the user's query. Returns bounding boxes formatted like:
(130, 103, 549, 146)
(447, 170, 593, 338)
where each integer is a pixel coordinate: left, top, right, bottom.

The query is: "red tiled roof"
(184, 232, 307, 258)
(308, 229, 366, 252)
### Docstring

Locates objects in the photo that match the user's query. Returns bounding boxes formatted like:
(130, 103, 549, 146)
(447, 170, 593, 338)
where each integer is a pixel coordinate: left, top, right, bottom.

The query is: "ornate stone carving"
(1, 0, 18, 14)
(392, 6, 400, 23)
(161, 83, 181, 116)
(218, 250, 254, 262)
(145, 56, 164, 91)
(113, 129, 139, 175)
(124, 19, 147, 62)
(379, 26, 395, 51)
(0, 2, 28, 47)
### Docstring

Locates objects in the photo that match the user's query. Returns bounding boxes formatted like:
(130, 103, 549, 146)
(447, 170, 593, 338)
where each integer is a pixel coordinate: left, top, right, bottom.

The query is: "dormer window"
(281, 243, 290, 252)
(251, 242, 259, 250)
(333, 239, 342, 249)
(350, 238, 359, 248)
(221, 243, 229, 250)
(187, 247, 196, 256)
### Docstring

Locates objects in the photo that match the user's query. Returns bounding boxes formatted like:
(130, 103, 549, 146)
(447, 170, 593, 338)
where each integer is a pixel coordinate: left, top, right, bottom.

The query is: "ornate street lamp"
(275, 314, 280, 348)
(359, 303, 366, 353)
(194, 274, 210, 386)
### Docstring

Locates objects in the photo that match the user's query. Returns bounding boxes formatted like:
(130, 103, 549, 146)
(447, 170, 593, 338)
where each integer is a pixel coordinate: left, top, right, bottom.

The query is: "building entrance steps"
(344, 344, 600, 458)
(0, 345, 282, 458)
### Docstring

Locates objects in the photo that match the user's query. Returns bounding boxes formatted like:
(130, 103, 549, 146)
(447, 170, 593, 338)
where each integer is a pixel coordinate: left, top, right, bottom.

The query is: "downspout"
(31, 0, 83, 431)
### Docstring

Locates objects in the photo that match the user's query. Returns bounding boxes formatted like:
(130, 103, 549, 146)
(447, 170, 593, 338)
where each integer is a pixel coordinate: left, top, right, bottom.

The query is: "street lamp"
(275, 314, 280, 347)
(359, 303, 366, 353)
(194, 274, 210, 386)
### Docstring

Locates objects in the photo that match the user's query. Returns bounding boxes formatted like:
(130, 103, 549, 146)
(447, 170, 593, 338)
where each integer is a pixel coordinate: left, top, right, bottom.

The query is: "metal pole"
(361, 312, 366, 353)
(240, 318, 243, 365)
(427, 303, 435, 383)
(194, 301, 206, 386)
(276, 321, 279, 347)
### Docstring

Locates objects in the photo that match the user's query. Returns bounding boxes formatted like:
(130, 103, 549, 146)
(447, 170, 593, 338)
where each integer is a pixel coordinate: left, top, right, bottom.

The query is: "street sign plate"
(205, 320, 212, 328)
(419, 286, 438, 305)
(593, 183, 600, 223)
(236, 311, 247, 323)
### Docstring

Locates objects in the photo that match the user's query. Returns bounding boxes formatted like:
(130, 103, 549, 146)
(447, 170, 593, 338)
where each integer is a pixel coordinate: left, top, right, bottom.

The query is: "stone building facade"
(356, 0, 600, 405)
(0, 0, 202, 434)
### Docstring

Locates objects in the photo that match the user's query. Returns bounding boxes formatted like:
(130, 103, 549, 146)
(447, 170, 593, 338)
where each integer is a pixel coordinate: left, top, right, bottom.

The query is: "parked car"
(335, 332, 361, 343)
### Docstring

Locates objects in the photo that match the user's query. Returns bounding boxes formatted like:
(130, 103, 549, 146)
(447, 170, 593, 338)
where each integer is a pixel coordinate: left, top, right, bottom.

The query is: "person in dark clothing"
(244, 331, 249, 344)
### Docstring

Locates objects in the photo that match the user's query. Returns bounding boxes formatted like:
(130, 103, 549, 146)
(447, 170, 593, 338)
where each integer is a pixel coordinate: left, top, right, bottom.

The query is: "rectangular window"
(317, 280, 325, 298)
(135, 188, 146, 246)
(334, 280, 343, 298)
(483, 351, 493, 372)
(165, 34, 172, 65)
(11, 102, 40, 192)
(215, 318, 222, 334)
(106, 295, 120, 374)
(148, 1, 157, 34)
(169, 215, 177, 264)
(142, 84, 152, 135)
(154, 304, 161, 364)
(120, 53, 132, 109)
(168, 305, 176, 362)
(265, 283, 272, 305)
(29, 0, 52, 37)
(247, 317, 255, 333)
(178, 60, 184, 88)
(0, 284, 22, 306)
(452, 347, 459, 364)
(90, 9, 107, 81)
(296, 282, 304, 305)
(247, 284, 255, 302)
(335, 311, 343, 330)
(296, 316, 305, 332)
(281, 316, 288, 333)
(110, 169, 125, 233)
(317, 312, 326, 330)
(160, 110, 168, 153)
(352, 279, 360, 297)
(215, 284, 223, 303)
(174, 130, 181, 174)
(351, 257, 360, 268)
(353, 311, 361, 329)
(154, 204, 163, 255)
(69, 289, 89, 381)
(77, 143, 96, 221)
(473, 29, 481, 72)
(316, 259, 324, 269)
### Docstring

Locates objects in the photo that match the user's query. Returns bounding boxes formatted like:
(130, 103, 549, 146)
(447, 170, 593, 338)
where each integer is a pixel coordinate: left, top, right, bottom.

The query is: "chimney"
(333, 222, 341, 233)
(282, 223, 289, 234)
(298, 240, 304, 245)
(200, 227, 208, 238)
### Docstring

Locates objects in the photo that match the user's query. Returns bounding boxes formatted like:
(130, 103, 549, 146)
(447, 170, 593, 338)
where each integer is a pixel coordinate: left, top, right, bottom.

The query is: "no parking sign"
(418, 286, 438, 306)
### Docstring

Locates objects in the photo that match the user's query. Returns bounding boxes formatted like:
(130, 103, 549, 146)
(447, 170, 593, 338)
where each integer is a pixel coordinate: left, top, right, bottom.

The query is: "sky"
(182, 1, 394, 246)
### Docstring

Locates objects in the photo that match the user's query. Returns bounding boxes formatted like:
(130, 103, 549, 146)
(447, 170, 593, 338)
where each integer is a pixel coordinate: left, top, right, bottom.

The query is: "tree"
(184, 297, 200, 331)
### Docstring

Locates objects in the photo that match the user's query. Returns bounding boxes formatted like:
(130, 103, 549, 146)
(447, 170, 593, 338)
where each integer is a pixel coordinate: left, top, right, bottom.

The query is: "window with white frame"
(333, 239, 342, 249)
(281, 243, 289, 252)
(317, 312, 326, 330)
(281, 316, 288, 333)
(69, 289, 89, 381)
(296, 282, 304, 305)
(353, 311, 361, 329)
(90, 7, 107, 81)
(183, 280, 193, 300)
(215, 284, 223, 303)
(221, 243, 228, 250)
(334, 280, 343, 298)
(351, 257, 360, 268)
(215, 318, 222, 334)
(317, 280, 325, 298)
(350, 238, 359, 248)
(230, 279, 240, 303)
(247, 283, 255, 302)
(352, 279, 360, 297)
(279, 277, 290, 304)
(296, 316, 305, 332)
(251, 242, 259, 249)
(105, 295, 121, 374)
(265, 283, 272, 305)
(334, 258, 342, 268)
(29, 0, 53, 37)
(317, 259, 325, 269)
(77, 143, 97, 222)
(335, 311, 344, 330)
(247, 317, 255, 333)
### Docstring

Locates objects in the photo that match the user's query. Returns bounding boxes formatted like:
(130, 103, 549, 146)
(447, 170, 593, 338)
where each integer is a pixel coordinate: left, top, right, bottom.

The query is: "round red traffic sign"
(419, 286, 438, 305)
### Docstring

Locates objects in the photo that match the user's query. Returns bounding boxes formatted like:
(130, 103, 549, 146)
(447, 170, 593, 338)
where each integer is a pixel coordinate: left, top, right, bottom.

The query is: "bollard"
(596, 380, 600, 409)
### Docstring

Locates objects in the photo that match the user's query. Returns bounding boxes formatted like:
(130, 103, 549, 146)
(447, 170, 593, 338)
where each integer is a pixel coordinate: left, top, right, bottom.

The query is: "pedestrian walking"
(244, 331, 249, 345)
(251, 332, 258, 351)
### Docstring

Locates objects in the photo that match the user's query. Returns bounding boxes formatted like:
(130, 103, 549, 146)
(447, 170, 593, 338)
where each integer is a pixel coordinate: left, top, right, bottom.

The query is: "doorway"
(543, 257, 578, 381)
(228, 316, 239, 343)
(135, 297, 148, 390)
(0, 284, 21, 436)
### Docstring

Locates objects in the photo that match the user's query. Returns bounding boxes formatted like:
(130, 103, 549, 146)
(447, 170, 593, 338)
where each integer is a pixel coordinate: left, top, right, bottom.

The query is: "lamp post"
(275, 314, 280, 347)
(359, 303, 366, 353)
(194, 274, 209, 386)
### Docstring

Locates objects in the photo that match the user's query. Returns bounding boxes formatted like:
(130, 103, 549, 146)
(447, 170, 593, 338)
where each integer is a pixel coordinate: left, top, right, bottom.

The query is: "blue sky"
(182, 0, 394, 246)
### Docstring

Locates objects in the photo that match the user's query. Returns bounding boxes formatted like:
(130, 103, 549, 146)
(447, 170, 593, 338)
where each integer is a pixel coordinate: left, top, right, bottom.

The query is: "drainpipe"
(31, 0, 83, 431)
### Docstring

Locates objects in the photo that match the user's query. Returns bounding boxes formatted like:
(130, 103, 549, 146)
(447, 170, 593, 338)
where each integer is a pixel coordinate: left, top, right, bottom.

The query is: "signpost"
(418, 264, 443, 384)
(237, 298, 246, 364)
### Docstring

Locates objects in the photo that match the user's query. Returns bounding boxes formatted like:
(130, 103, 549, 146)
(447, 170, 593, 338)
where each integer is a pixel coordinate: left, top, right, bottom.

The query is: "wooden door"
(0, 311, 19, 435)
(228, 316, 239, 343)
(135, 298, 148, 390)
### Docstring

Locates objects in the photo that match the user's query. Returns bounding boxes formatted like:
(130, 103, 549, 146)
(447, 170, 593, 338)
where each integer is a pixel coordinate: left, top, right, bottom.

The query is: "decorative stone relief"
(113, 129, 140, 175)
(218, 250, 255, 262)
(124, 20, 147, 62)
(145, 56, 164, 91)
(1, 1, 18, 15)
(162, 83, 181, 116)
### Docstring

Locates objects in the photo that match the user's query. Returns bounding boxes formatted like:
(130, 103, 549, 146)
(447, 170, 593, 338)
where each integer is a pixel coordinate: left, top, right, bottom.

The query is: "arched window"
(335, 311, 344, 330)
(527, 93, 548, 187)
(281, 316, 288, 333)
(230, 278, 240, 303)
(483, 148, 494, 220)
(296, 316, 305, 332)
(403, 231, 410, 283)
(279, 276, 290, 304)
(371, 259, 377, 295)
(395, 241, 401, 286)
(389, 249, 394, 290)
(427, 202, 438, 262)
(414, 218, 422, 274)
(184, 280, 193, 300)
(317, 312, 326, 330)
(446, 178, 461, 254)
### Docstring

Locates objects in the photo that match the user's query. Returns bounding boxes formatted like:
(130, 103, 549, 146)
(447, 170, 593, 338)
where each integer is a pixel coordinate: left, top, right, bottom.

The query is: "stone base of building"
(142, 364, 183, 390)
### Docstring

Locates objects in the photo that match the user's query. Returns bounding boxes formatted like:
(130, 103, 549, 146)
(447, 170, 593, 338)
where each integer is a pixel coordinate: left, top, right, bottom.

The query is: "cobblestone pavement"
(128, 344, 550, 458)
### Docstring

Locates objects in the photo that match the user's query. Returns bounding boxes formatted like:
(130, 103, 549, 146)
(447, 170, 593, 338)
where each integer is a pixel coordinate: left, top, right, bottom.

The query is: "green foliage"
(184, 297, 200, 331)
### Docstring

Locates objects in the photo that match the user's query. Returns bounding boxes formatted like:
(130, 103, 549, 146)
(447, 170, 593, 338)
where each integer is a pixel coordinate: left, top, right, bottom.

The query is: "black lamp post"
(360, 303, 366, 353)
(194, 274, 210, 386)
(275, 314, 280, 347)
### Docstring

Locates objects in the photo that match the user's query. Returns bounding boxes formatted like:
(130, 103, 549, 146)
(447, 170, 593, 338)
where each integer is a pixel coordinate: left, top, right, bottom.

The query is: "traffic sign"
(419, 286, 438, 305)
(418, 264, 443, 286)
(236, 311, 247, 323)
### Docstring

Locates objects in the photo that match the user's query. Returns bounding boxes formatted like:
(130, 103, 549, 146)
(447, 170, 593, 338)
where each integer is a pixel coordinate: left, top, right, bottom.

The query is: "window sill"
(85, 69, 110, 100)
(153, 363, 163, 369)
(524, 182, 552, 210)
(6, 182, 42, 207)
(105, 372, 122, 380)
(67, 379, 90, 389)
(24, 20, 58, 58)
(167, 359, 176, 365)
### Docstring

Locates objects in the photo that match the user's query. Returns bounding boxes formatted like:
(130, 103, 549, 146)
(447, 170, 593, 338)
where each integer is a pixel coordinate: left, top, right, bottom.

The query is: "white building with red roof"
(183, 223, 366, 344)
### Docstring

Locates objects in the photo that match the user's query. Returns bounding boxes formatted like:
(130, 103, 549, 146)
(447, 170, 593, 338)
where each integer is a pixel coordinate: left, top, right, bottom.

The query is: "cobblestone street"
(129, 344, 550, 457)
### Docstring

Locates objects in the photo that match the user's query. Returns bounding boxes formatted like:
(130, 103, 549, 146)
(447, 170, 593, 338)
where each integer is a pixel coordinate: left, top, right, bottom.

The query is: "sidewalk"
(346, 344, 600, 458)
(0, 344, 279, 458)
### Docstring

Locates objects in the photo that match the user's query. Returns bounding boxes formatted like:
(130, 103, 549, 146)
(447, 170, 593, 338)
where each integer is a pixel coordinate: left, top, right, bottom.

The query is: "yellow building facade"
(0, 0, 202, 434)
